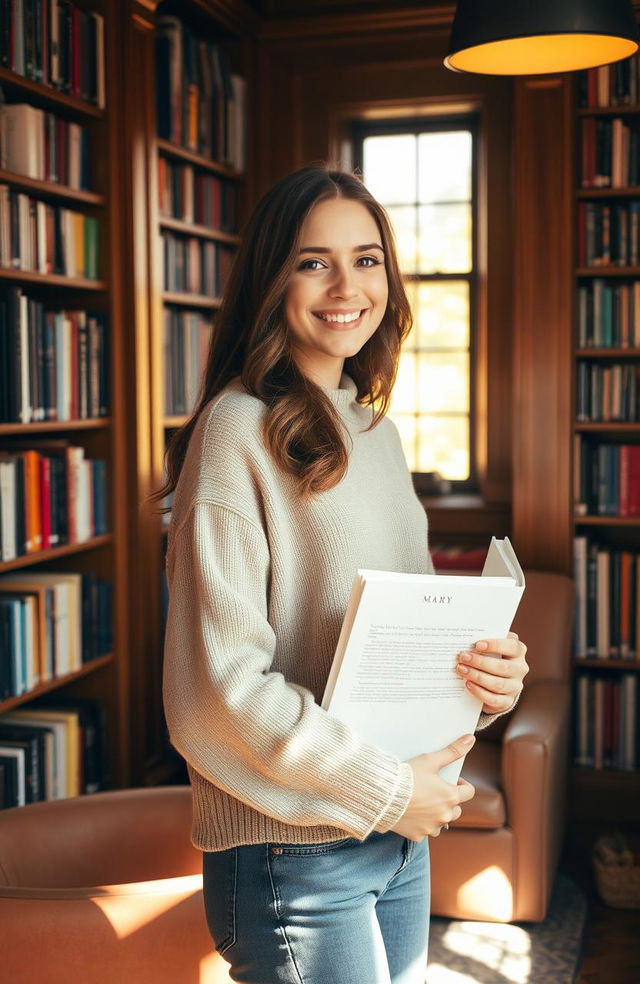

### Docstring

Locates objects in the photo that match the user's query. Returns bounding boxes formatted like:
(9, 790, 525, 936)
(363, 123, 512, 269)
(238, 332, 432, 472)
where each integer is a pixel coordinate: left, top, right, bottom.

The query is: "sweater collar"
(321, 373, 359, 411)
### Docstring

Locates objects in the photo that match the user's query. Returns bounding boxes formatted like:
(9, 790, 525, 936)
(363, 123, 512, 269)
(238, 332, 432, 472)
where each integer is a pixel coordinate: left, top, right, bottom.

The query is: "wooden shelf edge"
(574, 422, 640, 431)
(577, 105, 640, 117)
(0, 67, 104, 118)
(574, 516, 640, 526)
(576, 349, 640, 357)
(0, 534, 113, 574)
(0, 653, 114, 714)
(578, 187, 640, 198)
(0, 269, 106, 289)
(159, 216, 241, 245)
(156, 138, 245, 181)
(572, 766, 640, 783)
(0, 169, 104, 205)
(0, 418, 110, 435)
(573, 658, 640, 670)
(577, 266, 640, 277)
(162, 291, 222, 308)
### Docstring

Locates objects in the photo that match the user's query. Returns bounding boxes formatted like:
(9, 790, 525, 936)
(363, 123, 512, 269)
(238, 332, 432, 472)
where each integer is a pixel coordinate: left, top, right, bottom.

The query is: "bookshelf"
(572, 57, 640, 815)
(0, 0, 131, 808)
(124, 0, 253, 786)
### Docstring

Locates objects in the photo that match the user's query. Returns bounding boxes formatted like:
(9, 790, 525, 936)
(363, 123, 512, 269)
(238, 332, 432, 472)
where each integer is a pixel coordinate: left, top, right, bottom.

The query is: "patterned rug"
(427, 874, 587, 984)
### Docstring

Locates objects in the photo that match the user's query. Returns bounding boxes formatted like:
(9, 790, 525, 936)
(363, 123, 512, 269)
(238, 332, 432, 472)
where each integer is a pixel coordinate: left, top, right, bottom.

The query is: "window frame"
(352, 114, 479, 495)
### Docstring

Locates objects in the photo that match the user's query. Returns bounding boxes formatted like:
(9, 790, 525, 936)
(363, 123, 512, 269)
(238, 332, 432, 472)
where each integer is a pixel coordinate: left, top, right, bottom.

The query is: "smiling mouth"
(313, 309, 367, 327)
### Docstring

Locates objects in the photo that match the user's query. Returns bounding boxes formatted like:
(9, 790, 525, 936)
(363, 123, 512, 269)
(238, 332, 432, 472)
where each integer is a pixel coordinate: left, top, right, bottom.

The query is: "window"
(353, 118, 477, 492)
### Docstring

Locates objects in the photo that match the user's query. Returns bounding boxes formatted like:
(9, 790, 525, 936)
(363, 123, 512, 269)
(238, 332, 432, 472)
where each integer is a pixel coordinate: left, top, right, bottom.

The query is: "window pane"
(418, 131, 472, 203)
(417, 352, 469, 414)
(417, 415, 470, 481)
(418, 203, 472, 274)
(414, 281, 469, 349)
(392, 352, 417, 414)
(363, 134, 416, 204)
(386, 206, 418, 273)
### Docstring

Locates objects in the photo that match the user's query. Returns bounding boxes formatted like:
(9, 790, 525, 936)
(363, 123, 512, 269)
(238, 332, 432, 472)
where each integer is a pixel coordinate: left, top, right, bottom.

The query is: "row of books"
(0, 443, 108, 560)
(0, 571, 112, 698)
(0, 95, 91, 190)
(162, 232, 230, 297)
(0, 290, 108, 423)
(577, 279, 640, 349)
(155, 15, 246, 171)
(158, 158, 237, 233)
(574, 672, 638, 771)
(578, 57, 640, 109)
(573, 538, 640, 660)
(0, 1, 105, 108)
(164, 307, 211, 415)
(576, 361, 640, 423)
(0, 699, 107, 808)
(574, 441, 640, 518)
(0, 186, 99, 278)
(578, 201, 640, 268)
(580, 117, 640, 189)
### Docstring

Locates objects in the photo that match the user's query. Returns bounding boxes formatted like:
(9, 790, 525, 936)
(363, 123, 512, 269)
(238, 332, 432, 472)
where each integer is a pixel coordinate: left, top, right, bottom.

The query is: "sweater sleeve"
(163, 501, 413, 839)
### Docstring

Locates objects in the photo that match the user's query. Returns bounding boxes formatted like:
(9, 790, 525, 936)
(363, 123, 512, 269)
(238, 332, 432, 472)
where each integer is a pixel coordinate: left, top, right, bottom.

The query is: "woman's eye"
(299, 256, 380, 271)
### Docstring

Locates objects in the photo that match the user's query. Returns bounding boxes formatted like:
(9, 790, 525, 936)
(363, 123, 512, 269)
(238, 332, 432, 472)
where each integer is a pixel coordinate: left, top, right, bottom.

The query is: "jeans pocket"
(270, 837, 358, 856)
(202, 847, 237, 955)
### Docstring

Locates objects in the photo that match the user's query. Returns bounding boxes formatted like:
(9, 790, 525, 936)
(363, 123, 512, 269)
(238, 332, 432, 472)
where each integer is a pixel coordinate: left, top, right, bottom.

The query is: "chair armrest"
(502, 679, 571, 749)
(500, 680, 572, 919)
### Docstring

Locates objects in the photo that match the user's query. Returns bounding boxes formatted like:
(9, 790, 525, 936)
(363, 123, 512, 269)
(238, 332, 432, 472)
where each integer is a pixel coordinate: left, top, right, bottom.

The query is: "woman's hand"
(391, 735, 477, 842)
(456, 631, 529, 715)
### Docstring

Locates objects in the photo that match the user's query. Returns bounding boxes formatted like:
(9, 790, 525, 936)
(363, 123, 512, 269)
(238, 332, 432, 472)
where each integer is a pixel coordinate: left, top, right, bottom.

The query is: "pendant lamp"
(445, 0, 639, 75)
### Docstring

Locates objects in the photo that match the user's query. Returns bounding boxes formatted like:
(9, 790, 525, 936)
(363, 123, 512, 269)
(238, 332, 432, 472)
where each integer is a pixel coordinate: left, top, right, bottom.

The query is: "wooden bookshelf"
(572, 57, 640, 810)
(120, 0, 253, 785)
(0, 0, 130, 806)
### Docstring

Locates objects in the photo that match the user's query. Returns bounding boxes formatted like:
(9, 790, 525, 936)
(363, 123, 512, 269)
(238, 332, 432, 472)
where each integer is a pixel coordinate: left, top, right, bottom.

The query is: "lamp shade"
(445, 0, 639, 75)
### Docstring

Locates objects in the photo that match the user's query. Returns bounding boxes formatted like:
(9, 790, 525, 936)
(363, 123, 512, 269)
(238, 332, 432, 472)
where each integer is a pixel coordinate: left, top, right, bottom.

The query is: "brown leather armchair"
(429, 570, 575, 923)
(0, 786, 231, 984)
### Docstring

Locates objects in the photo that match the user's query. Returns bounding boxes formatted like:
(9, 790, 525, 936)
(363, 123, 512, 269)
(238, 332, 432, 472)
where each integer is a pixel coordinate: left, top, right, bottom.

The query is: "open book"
(322, 537, 526, 784)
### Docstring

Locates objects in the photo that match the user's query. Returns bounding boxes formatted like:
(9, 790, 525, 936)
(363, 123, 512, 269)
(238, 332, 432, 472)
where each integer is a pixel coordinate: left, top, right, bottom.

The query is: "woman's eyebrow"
(298, 243, 385, 254)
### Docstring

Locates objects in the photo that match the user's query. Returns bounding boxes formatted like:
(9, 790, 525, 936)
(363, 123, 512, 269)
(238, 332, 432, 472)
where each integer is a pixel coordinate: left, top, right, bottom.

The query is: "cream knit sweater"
(163, 373, 499, 852)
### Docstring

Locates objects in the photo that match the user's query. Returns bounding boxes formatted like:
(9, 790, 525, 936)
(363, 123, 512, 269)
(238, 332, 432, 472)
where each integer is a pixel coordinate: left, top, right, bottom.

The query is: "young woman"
(159, 162, 529, 984)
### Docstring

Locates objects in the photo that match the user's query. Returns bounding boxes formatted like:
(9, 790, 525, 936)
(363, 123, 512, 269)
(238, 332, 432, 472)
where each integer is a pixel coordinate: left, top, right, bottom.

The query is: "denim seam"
(266, 848, 305, 984)
(215, 847, 237, 956)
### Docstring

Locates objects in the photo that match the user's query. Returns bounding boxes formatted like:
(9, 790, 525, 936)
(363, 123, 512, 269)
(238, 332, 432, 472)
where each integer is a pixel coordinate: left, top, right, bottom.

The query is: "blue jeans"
(202, 831, 430, 984)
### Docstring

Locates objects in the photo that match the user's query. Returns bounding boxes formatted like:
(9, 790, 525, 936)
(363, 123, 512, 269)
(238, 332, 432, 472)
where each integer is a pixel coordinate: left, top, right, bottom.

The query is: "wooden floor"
(576, 896, 640, 983)
(560, 844, 640, 984)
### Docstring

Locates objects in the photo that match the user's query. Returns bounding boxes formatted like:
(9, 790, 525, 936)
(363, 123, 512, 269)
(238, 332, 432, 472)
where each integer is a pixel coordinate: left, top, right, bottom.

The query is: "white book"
(2, 104, 43, 179)
(322, 537, 525, 784)
(2, 710, 67, 800)
(0, 459, 17, 560)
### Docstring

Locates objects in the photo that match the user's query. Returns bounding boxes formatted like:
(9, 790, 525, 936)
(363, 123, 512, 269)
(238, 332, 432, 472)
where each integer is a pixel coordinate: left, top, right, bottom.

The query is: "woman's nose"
(328, 267, 359, 298)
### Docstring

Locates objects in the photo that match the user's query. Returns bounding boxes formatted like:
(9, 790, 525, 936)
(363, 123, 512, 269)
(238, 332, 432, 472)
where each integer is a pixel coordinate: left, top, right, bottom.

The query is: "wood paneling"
(511, 77, 574, 573)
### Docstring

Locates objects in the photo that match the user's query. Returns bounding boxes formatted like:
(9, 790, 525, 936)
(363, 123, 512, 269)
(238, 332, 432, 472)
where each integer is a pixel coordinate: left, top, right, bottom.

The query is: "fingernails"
(475, 641, 488, 651)
(459, 652, 472, 662)
(460, 735, 475, 747)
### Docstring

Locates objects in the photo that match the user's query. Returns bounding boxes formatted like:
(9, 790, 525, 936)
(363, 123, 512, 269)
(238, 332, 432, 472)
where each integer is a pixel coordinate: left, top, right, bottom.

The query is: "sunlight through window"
(359, 124, 475, 484)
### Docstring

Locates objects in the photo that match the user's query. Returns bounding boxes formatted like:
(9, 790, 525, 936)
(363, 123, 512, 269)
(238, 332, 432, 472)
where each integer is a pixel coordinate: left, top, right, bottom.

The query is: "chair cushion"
(455, 739, 506, 829)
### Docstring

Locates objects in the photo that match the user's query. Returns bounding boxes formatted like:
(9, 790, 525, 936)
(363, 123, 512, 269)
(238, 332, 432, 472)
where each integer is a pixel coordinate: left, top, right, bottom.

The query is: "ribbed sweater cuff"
(476, 689, 521, 730)
(372, 761, 414, 834)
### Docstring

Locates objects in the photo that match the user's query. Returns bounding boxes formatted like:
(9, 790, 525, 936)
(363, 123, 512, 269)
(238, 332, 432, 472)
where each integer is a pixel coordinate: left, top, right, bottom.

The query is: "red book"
(620, 552, 633, 659)
(628, 446, 640, 517)
(619, 444, 630, 516)
(39, 455, 52, 551)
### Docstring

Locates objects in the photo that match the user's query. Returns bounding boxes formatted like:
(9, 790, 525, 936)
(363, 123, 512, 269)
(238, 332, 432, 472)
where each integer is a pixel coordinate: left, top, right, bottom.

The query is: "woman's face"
(283, 197, 389, 389)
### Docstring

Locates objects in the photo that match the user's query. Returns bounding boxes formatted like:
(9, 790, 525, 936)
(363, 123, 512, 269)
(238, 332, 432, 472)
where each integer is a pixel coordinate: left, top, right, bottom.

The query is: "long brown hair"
(152, 161, 412, 505)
